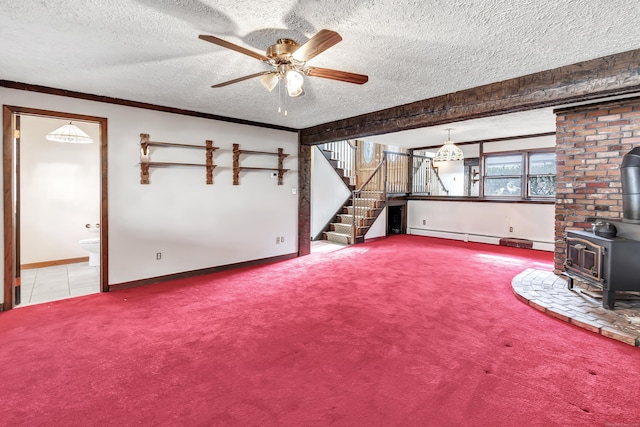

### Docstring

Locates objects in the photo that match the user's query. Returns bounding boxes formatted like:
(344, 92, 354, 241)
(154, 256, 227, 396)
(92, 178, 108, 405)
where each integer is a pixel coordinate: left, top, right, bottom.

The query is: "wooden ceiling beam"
(299, 48, 640, 145)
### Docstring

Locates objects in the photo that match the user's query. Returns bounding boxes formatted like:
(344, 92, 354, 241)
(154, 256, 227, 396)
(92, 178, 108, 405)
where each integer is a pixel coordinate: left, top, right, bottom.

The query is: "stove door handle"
(574, 244, 587, 250)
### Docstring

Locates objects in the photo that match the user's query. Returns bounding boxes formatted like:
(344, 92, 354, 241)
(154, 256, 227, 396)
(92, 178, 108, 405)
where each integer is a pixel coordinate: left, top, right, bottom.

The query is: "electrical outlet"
(291, 188, 297, 195)
(509, 227, 513, 233)
(423, 219, 426, 225)
(276, 237, 280, 244)
(281, 236, 285, 243)
(156, 252, 162, 260)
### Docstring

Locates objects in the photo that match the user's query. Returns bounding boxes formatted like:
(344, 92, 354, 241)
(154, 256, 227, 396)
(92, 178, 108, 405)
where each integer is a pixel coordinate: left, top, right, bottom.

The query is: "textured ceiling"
(1, 0, 640, 135)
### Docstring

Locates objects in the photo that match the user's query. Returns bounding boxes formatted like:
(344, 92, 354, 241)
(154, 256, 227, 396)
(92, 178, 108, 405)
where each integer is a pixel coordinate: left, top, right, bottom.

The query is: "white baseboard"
(408, 228, 554, 252)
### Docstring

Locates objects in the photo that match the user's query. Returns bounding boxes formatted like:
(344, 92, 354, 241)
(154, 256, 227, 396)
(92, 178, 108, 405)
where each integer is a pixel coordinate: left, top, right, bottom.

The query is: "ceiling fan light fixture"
(260, 73, 279, 92)
(433, 129, 463, 162)
(46, 122, 93, 144)
(285, 69, 304, 97)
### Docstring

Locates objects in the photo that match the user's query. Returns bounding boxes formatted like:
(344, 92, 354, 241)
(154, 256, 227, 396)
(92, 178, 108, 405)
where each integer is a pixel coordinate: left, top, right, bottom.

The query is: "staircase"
(317, 141, 356, 187)
(324, 190, 386, 244)
(321, 147, 388, 245)
(412, 152, 449, 195)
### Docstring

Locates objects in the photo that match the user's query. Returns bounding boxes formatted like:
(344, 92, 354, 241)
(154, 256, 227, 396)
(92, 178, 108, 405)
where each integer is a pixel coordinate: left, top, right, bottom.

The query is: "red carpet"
(1, 235, 639, 426)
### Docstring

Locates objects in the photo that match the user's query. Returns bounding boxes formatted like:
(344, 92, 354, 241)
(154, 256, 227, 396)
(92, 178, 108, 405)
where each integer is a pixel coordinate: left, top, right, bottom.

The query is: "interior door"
(357, 140, 383, 188)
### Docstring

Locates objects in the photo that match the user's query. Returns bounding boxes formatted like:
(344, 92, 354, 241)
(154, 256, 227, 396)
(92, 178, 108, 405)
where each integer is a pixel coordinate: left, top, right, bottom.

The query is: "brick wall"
(554, 98, 640, 272)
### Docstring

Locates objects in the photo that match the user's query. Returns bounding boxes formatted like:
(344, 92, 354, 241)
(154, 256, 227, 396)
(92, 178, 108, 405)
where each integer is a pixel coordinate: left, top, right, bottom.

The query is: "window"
(527, 152, 556, 197)
(483, 151, 555, 199)
(484, 154, 523, 197)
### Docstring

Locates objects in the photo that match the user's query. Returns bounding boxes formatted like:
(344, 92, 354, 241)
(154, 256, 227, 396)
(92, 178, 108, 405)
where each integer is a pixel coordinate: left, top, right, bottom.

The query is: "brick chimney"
(554, 98, 640, 273)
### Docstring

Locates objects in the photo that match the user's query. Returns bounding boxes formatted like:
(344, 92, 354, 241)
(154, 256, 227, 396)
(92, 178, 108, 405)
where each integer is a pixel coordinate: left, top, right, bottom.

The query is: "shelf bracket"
(140, 133, 150, 184)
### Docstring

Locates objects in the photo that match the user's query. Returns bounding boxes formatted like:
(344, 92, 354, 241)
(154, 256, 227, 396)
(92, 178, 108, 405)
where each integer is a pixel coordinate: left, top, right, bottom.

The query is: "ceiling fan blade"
(211, 71, 274, 88)
(292, 29, 342, 62)
(199, 34, 268, 61)
(307, 67, 368, 84)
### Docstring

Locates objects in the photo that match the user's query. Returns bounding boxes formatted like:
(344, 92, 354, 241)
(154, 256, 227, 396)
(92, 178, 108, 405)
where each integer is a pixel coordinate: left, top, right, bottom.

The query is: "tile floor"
(512, 269, 640, 347)
(18, 262, 100, 307)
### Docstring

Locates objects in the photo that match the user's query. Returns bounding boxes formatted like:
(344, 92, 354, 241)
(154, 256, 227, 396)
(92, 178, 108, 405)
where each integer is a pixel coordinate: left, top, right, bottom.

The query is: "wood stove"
(564, 229, 640, 309)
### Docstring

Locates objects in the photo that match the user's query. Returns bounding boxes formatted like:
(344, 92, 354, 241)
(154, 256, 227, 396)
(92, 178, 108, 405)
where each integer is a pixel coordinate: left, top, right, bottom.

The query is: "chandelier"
(433, 128, 463, 162)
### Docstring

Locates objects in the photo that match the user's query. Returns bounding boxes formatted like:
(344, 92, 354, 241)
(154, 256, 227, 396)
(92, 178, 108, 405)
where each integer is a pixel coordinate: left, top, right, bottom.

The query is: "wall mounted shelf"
(232, 143, 289, 185)
(140, 133, 219, 184)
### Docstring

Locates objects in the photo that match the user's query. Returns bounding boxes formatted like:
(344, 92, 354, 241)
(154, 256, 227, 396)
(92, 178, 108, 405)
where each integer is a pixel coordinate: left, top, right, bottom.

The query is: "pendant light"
(433, 128, 463, 162)
(46, 122, 93, 144)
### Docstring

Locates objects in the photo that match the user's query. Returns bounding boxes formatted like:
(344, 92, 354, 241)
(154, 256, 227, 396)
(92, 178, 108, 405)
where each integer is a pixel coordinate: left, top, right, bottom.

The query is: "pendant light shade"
(433, 128, 463, 162)
(46, 122, 93, 144)
(260, 73, 279, 92)
(285, 69, 304, 97)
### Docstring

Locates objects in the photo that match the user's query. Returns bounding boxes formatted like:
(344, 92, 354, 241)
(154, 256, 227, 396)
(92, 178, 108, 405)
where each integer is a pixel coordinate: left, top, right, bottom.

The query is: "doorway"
(3, 106, 109, 310)
(387, 204, 406, 235)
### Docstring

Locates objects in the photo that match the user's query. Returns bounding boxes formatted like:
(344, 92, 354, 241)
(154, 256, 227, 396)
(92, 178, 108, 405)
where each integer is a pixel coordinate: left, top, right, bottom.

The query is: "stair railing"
(430, 160, 449, 195)
(410, 151, 449, 195)
(352, 153, 387, 243)
(412, 154, 430, 194)
(320, 140, 357, 187)
(384, 150, 410, 195)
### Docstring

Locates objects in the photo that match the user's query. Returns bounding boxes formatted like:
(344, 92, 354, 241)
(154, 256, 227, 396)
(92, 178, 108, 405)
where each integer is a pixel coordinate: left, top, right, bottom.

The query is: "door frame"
(3, 105, 109, 310)
(386, 200, 407, 235)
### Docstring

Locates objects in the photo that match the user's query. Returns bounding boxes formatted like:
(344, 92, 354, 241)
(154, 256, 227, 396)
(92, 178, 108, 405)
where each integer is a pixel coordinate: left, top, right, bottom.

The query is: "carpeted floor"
(1, 235, 638, 426)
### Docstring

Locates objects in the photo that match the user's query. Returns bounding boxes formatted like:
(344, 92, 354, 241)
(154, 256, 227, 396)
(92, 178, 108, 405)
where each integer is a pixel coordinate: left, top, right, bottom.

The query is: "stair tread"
(326, 231, 351, 236)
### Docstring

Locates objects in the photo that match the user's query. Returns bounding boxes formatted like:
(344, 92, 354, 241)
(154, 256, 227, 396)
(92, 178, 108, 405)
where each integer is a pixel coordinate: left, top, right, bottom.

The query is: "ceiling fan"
(199, 29, 368, 98)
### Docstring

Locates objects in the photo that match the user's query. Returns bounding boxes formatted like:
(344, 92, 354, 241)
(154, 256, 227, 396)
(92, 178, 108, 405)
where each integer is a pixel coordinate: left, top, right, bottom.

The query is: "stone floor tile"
(529, 301, 547, 313)
(512, 269, 640, 347)
(600, 326, 639, 346)
(569, 317, 601, 334)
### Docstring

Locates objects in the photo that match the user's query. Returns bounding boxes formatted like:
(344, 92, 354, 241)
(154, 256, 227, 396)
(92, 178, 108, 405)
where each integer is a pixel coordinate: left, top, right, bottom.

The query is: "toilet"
(79, 237, 100, 267)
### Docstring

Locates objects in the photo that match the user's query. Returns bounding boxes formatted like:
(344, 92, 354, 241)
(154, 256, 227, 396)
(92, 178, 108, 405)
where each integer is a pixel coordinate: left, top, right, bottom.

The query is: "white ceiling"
(366, 108, 556, 148)
(1, 1, 640, 142)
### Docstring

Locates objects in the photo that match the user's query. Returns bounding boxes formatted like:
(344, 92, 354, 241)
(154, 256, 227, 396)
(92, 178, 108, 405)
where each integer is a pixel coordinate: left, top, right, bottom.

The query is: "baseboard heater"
(408, 228, 552, 251)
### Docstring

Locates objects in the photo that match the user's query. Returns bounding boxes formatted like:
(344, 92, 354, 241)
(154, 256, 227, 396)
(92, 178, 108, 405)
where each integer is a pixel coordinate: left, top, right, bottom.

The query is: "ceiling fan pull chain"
(284, 83, 288, 116)
(278, 76, 282, 114)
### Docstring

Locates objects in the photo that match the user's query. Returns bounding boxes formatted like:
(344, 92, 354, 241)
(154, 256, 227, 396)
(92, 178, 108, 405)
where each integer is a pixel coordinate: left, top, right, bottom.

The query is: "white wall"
(311, 146, 351, 238)
(0, 87, 299, 301)
(433, 160, 464, 196)
(20, 116, 101, 264)
(364, 207, 387, 240)
(407, 134, 556, 251)
(484, 135, 553, 152)
(407, 200, 555, 250)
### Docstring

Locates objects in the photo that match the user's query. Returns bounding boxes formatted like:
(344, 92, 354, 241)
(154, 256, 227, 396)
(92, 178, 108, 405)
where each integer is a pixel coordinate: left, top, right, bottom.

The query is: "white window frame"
(483, 149, 555, 200)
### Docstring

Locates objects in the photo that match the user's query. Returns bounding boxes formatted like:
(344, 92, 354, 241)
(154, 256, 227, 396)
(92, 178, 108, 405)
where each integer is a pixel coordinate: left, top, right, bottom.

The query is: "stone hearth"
(512, 269, 640, 347)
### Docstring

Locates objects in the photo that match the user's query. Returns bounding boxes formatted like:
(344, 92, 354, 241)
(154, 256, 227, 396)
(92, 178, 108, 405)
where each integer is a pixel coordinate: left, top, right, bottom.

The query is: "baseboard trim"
(109, 253, 298, 292)
(21, 257, 90, 270)
(408, 228, 554, 251)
